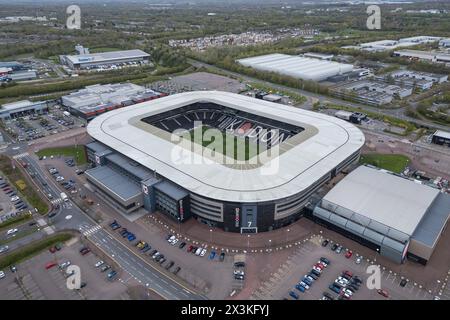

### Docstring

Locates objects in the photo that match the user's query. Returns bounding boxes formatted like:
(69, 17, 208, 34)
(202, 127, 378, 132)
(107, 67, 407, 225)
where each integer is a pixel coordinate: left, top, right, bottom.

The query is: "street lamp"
(268, 239, 272, 250)
(247, 234, 250, 248)
(209, 229, 213, 243)
(286, 228, 290, 242)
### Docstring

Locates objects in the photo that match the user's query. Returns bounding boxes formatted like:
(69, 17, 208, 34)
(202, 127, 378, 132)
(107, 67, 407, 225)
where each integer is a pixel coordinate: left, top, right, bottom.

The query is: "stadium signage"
(235, 207, 240, 227)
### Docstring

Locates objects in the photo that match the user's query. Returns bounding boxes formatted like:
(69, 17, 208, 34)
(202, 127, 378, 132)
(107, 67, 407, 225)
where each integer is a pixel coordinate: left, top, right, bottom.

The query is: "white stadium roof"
(88, 91, 364, 203)
(237, 53, 353, 81)
(322, 166, 440, 236)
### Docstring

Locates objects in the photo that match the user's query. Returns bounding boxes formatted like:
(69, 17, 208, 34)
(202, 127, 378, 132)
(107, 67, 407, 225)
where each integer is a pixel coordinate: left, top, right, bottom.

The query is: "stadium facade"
(86, 91, 364, 233)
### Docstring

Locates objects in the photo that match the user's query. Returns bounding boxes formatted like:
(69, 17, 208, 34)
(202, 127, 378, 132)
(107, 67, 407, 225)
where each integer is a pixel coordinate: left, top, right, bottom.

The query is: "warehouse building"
(380, 70, 448, 90)
(345, 36, 441, 52)
(333, 80, 413, 106)
(0, 100, 52, 120)
(60, 49, 150, 70)
(237, 53, 354, 82)
(61, 83, 165, 120)
(431, 130, 450, 147)
(312, 165, 450, 264)
(439, 38, 450, 47)
(393, 50, 450, 64)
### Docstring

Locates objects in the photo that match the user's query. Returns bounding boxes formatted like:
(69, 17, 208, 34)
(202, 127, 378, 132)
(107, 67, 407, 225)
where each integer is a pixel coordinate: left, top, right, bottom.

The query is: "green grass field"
(360, 153, 410, 174)
(36, 145, 87, 165)
(181, 125, 262, 161)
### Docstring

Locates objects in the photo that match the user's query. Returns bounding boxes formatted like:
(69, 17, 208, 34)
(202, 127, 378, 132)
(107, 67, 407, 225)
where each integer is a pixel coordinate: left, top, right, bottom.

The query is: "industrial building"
(0, 100, 52, 120)
(312, 165, 450, 264)
(381, 70, 448, 90)
(393, 50, 450, 64)
(344, 36, 442, 52)
(432, 130, 450, 147)
(237, 53, 354, 82)
(61, 83, 165, 120)
(334, 110, 367, 124)
(60, 49, 150, 70)
(333, 80, 413, 106)
(303, 52, 334, 60)
(0, 61, 25, 71)
(86, 91, 364, 233)
(439, 38, 450, 47)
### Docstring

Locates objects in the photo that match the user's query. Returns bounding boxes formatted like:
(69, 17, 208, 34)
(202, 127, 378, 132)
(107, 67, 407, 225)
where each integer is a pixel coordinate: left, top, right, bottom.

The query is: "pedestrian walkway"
(12, 152, 29, 159)
(81, 225, 102, 237)
(50, 198, 63, 205)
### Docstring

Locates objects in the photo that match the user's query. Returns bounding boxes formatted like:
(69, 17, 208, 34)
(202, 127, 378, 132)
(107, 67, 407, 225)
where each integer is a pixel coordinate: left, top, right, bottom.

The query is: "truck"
(60, 192, 68, 202)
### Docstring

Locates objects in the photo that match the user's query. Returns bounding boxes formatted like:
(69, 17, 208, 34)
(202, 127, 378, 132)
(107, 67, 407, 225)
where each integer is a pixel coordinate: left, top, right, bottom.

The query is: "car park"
(289, 291, 299, 300)
(377, 289, 389, 298)
(95, 261, 104, 268)
(295, 284, 306, 293)
(173, 266, 181, 275)
(100, 265, 111, 272)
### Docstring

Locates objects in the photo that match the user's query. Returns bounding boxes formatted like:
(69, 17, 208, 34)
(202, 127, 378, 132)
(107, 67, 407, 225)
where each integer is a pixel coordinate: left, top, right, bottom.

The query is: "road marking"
(13, 152, 29, 159)
(82, 225, 102, 236)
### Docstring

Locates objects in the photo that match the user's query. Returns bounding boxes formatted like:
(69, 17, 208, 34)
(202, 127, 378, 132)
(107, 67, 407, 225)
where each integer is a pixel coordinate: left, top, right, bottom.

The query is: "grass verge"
(0, 213, 32, 232)
(36, 145, 87, 165)
(0, 233, 72, 269)
(360, 153, 410, 174)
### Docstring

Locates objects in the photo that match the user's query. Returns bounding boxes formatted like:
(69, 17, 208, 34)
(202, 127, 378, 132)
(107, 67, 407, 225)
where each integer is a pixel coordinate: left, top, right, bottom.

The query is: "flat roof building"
(60, 49, 150, 70)
(432, 130, 450, 147)
(312, 165, 450, 264)
(237, 53, 353, 82)
(61, 83, 165, 120)
(0, 100, 51, 120)
(393, 49, 450, 64)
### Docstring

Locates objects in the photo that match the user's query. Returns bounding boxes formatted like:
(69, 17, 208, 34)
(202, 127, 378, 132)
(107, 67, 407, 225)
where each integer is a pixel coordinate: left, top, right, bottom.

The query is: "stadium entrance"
(240, 205, 258, 233)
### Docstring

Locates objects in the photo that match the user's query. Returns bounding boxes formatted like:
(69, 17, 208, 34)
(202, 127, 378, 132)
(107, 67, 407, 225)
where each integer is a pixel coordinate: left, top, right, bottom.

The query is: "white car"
(11, 196, 20, 202)
(312, 266, 322, 274)
(233, 270, 244, 276)
(305, 275, 315, 283)
(355, 256, 363, 264)
(167, 235, 175, 243)
(56, 176, 64, 182)
(0, 271, 5, 279)
(152, 252, 160, 259)
(317, 260, 328, 267)
(59, 261, 71, 269)
(299, 281, 310, 290)
(0, 245, 9, 253)
(6, 228, 18, 236)
(171, 238, 179, 246)
(195, 247, 202, 256)
(95, 260, 104, 268)
(200, 248, 207, 257)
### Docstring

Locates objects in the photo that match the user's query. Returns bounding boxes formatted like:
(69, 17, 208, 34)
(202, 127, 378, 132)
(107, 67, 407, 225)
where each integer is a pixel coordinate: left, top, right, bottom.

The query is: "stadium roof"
(237, 53, 353, 82)
(87, 91, 365, 203)
(322, 166, 440, 236)
(64, 49, 149, 65)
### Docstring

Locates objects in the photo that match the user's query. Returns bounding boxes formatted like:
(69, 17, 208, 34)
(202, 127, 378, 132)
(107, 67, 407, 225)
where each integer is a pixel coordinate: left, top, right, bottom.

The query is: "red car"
(377, 289, 389, 298)
(45, 261, 57, 270)
(343, 270, 353, 277)
(187, 245, 194, 253)
(345, 250, 353, 259)
(314, 263, 324, 270)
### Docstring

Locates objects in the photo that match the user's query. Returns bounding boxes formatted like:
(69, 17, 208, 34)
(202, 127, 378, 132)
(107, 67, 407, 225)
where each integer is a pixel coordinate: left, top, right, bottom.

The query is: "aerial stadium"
(86, 91, 365, 233)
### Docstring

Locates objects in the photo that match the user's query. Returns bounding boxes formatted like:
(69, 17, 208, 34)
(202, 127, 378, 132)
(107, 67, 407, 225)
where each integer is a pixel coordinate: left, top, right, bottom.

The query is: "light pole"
(268, 239, 272, 250)
(178, 217, 181, 235)
(209, 229, 213, 243)
(286, 228, 290, 243)
(247, 234, 250, 248)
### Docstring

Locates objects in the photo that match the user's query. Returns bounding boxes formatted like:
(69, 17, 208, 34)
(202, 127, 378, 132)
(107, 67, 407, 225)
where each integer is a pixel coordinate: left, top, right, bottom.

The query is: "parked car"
(329, 284, 341, 294)
(331, 243, 338, 251)
(308, 272, 318, 281)
(0, 271, 5, 279)
(209, 251, 216, 260)
(377, 289, 389, 298)
(59, 261, 71, 269)
(195, 247, 202, 256)
(345, 250, 353, 259)
(95, 261, 104, 268)
(400, 279, 408, 287)
(321, 239, 329, 247)
(335, 246, 343, 254)
(6, 228, 18, 236)
(165, 261, 174, 270)
(173, 266, 181, 275)
(355, 256, 363, 264)
(179, 242, 186, 249)
(45, 261, 57, 270)
(219, 252, 225, 262)
(107, 270, 117, 280)
(320, 257, 330, 265)
(100, 265, 111, 272)
(187, 245, 194, 253)
(295, 284, 306, 293)
(289, 291, 299, 300)
(234, 262, 245, 268)
(0, 245, 9, 254)
(200, 248, 207, 257)
(79, 247, 90, 255)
